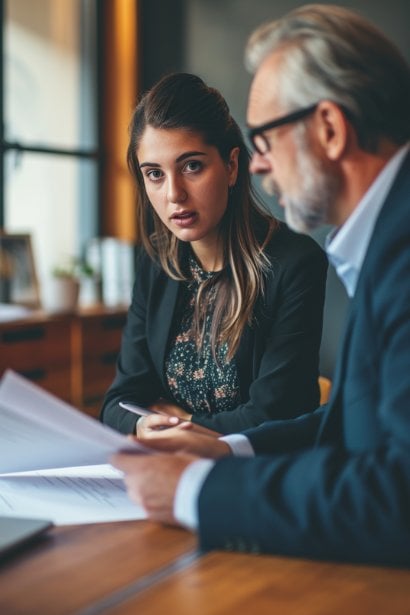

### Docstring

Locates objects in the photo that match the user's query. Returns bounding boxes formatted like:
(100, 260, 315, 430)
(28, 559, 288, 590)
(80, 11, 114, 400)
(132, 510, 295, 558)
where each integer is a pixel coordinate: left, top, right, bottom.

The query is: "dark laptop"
(0, 516, 53, 558)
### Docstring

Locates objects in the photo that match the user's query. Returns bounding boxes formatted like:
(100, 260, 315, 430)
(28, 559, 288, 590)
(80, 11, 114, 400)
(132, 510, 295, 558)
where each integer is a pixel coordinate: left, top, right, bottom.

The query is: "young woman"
(100, 73, 327, 436)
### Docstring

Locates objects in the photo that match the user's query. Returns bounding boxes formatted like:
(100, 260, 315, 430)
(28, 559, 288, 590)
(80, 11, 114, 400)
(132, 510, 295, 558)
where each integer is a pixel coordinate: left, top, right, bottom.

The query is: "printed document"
(0, 371, 150, 524)
(0, 370, 149, 473)
(0, 465, 146, 525)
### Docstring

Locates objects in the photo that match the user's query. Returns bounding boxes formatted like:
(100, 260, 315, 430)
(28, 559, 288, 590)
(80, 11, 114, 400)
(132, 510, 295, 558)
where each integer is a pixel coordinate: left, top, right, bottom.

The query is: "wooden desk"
(102, 551, 410, 615)
(1, 521, 409, 615)
(0, 521, 197, 615)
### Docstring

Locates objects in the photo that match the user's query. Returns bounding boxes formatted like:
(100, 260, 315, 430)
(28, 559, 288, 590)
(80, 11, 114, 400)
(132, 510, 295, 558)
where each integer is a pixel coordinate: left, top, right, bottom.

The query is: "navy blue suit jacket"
(198, 151, 410, 566)
(100, 223, 327, 434)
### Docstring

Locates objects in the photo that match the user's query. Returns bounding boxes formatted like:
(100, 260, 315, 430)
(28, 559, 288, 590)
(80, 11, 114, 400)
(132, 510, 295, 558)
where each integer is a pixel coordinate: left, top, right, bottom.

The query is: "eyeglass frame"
(247, 103, 319, 155)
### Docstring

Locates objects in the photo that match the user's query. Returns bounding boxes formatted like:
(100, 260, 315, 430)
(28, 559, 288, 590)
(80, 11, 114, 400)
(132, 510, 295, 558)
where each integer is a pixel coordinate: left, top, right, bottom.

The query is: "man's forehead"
(247, 52, 282, 125)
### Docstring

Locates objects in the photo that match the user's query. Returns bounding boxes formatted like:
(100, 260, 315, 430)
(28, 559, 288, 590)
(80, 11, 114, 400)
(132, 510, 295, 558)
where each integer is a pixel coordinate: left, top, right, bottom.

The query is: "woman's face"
(137, 126, 239, 255)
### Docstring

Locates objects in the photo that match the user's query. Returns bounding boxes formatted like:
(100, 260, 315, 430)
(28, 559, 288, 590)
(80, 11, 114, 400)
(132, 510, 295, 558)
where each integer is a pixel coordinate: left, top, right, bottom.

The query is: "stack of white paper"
(0, 371, 149, 525)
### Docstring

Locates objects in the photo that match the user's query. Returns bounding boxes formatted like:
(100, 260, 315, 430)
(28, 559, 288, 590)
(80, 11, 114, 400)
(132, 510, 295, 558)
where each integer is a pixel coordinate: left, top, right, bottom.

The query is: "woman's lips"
(171, 211, 198, 227)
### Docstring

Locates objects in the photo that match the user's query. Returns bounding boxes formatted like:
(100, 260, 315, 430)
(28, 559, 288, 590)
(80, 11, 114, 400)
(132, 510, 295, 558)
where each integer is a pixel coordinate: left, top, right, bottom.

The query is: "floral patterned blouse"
(165, 256, 240, 415)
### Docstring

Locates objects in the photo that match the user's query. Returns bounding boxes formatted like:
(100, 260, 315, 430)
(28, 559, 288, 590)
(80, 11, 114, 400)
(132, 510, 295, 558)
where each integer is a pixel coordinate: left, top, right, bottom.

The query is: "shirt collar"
(326, 144, 409, 297)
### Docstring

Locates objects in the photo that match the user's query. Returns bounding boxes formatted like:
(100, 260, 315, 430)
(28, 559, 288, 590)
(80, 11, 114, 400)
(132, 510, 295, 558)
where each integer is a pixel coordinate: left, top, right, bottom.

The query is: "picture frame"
(0, 232, 40, 308)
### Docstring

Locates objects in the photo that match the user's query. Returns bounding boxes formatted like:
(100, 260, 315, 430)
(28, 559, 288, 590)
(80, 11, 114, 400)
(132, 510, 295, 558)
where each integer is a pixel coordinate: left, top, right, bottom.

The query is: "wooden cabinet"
(0, 315, 72, 402)
(71, 307, 127, 415)
(0, 306, 127, 416)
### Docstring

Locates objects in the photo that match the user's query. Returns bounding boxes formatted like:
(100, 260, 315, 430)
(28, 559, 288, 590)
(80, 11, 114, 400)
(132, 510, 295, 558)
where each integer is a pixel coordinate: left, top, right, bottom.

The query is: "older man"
(113, 4, 410, 566)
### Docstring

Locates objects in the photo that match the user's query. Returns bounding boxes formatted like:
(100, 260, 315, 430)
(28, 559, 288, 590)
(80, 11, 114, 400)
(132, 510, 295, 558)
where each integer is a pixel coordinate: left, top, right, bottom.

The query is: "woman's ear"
(228, 147, 240, 186)
(315, 100, 348, 161)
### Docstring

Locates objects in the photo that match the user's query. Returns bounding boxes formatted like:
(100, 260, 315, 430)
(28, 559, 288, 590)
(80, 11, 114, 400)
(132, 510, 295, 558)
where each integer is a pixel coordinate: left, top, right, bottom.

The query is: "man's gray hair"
(245, 4, 410, 151)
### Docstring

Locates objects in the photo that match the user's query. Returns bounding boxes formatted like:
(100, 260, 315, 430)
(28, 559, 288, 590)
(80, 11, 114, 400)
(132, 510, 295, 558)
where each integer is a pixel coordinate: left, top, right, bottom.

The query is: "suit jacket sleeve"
(192, 230, 328, 433)
(243, 405, 326, 454)
(198, 437, 410, 565)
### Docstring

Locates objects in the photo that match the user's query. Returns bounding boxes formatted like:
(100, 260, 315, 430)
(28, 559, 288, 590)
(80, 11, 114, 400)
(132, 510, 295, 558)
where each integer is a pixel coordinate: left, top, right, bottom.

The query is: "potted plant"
(46, 261, 81, 313)
(75, 260, 101, 307)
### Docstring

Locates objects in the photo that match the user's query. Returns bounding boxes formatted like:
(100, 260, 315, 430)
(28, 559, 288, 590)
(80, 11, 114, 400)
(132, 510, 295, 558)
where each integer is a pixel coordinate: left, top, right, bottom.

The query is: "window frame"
(0, 0, 104, 233)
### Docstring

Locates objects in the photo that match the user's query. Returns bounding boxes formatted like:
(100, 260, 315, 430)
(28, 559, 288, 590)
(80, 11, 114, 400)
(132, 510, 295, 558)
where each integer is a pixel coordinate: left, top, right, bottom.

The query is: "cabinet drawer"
(80, 314, 126, 357)
(0, 320, 72, 402)
(0, 321, 72, 372)
(19, 367, 72, 403)
(82, 357, 117, 399)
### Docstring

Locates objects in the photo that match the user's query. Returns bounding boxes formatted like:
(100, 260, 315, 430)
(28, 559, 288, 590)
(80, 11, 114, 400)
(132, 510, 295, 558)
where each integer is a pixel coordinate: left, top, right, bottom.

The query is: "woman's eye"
(146, 169, 163, 181)
(184, 160, 202, 173)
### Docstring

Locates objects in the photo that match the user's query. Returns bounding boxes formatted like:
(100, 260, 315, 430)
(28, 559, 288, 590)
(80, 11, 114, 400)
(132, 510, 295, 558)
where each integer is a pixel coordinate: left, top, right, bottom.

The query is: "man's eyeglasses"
(247, 103, 318, 155)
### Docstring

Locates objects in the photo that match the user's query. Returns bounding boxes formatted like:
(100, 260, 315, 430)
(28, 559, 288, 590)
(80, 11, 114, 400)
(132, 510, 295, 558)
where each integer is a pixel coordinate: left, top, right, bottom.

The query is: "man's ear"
(315, 100, 348, 161)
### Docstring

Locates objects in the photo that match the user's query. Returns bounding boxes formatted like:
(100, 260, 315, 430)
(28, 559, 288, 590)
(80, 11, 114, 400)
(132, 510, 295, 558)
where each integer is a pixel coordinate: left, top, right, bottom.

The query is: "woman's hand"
(147, 400, 192, 421)
(134, 420, 229, 457)
(136, 414, 181, 439)
(136, 413, 220, 440)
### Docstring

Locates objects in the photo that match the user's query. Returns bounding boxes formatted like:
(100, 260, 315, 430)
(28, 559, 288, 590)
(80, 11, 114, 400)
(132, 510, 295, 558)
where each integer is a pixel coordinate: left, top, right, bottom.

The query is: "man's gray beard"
(262, 141, 340, 234)
(283, 193, 327, 234)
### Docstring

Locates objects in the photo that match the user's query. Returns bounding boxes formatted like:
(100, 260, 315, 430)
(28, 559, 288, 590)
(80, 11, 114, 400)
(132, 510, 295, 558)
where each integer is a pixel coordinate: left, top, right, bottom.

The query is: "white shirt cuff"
(219, 433, 255, 457)
(173, 436, 254, 530)
(174, 459, 215, 530)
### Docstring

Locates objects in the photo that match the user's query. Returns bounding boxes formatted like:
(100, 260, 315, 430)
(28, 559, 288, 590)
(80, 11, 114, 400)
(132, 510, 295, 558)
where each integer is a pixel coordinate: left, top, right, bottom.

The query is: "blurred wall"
(139, 0, 410, 377)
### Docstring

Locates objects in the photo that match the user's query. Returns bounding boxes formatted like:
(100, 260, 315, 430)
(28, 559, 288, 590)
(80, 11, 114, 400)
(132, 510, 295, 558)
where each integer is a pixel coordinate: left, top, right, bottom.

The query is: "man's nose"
(249, 151, 272, 175)
(167, 175, 187, 203)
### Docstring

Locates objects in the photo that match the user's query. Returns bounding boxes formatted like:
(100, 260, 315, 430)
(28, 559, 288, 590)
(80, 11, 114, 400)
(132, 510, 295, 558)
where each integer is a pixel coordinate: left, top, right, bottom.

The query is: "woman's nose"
(167, 175, 187, 203)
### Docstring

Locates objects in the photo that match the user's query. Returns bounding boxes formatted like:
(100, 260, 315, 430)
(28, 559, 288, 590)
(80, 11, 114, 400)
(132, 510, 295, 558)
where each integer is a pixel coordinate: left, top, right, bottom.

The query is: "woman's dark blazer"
(100, 223, 328, 435)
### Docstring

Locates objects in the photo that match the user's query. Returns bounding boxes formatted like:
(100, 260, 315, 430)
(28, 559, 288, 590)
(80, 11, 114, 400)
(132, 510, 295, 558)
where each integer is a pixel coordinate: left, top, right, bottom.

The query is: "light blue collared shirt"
(174, 143, 410, 531)
(326, 144, 409, 297)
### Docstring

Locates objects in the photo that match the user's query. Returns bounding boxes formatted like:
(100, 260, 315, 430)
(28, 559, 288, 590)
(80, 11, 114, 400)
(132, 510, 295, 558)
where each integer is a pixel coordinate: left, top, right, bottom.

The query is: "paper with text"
(0, 370, 151, 473)
(0, 464, 147, 525)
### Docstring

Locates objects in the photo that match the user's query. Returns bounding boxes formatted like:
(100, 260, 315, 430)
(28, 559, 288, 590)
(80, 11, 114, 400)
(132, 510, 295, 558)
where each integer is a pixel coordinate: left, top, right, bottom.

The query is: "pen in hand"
(119, 401, 158, 417)
(119, 401, 183, 432)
